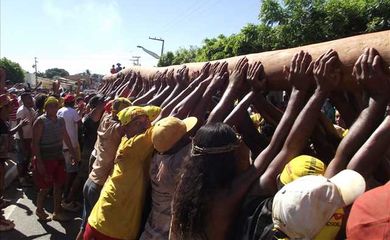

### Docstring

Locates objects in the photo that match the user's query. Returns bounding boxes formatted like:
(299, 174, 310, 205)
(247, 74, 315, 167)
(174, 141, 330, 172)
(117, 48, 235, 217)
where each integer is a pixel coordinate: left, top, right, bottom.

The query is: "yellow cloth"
(250, 113, 263, 128)
(315, 208, 344, 240)
(117, 106, 147, 126)
(88, 127, 155, 239)
(280, 155, 325, 185)
(44, 96, 59, 108)
(143, 105, 161, 122)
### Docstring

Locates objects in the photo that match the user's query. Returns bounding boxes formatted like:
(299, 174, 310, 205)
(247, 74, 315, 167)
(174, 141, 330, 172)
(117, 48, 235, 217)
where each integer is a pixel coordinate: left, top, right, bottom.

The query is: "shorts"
(81, 178, 103, 230)
(32, 158, 66, 189)
(15, 139, 32, 165)
(63, 145, 81, 173)
(84, 223, 121, 240)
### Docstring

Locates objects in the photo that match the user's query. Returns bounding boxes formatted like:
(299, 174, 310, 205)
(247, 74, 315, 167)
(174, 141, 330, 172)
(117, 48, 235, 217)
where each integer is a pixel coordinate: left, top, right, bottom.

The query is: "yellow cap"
(44, 96, 59, 108)
(112, 97, 132, 113)
(143, 105, 161, 122)
(280, 155, 325, 185)
(152, 116, 197, 153)
(117, 106, 147, 126)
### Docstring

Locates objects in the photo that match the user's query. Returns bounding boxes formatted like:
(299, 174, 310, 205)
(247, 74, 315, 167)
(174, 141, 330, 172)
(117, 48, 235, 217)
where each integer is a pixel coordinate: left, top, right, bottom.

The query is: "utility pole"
(149, 37, 165, 58)
(32, 57, 38, 86)
(130, 56, 141, 66)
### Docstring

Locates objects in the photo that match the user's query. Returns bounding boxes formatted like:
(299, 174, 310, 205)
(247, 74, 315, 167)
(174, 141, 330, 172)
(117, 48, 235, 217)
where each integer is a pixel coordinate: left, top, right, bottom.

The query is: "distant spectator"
(115, 63, 122, 73)
(15, 92, 37, 187)
(110, 65, 116, 74)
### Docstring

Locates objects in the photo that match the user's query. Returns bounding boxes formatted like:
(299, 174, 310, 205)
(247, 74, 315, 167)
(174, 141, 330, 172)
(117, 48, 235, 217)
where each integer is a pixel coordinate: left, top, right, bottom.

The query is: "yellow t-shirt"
(314, 208, 344, 240)
(88, 127, 154, 239)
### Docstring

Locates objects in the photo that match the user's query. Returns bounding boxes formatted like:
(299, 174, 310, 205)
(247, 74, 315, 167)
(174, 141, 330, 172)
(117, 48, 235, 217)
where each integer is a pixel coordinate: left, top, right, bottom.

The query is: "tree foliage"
(0, 57, 25, 83)
(158, 0, 390, 66)
(45, 68, 69, 79)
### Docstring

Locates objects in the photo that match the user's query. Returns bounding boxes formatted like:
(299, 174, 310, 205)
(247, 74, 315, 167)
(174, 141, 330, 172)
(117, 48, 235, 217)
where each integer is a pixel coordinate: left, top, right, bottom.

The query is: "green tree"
(158, 0, 390, 66)
(0, 57, 25, 83)
(45, 68, 69, 78)
(158, 51, 175, 67)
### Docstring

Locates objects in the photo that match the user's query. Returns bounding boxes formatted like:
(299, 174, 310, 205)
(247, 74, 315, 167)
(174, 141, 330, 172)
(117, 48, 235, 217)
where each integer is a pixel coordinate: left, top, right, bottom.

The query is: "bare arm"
(347, 116, 390, 180)
(158, 63, 212, 120)
(207, 57, 249, 124)
(147, 70, 175, 106)
(224, 61, 269, 158)
(325, 48, 390, 177)
(252, 93, 283, 127)
(191, 62, 228, 124)
(160, 67, 189, 108)
(61, 118, 80, 163)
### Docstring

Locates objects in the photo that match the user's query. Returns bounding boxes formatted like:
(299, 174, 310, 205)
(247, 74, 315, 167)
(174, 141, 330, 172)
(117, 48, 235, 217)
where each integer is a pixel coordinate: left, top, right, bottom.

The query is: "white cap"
(272, 170, 365, 239)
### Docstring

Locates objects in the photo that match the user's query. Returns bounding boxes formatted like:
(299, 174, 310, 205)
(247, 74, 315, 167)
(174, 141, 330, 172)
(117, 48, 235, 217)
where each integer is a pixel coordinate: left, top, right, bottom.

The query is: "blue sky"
(1, 0, 261, 75)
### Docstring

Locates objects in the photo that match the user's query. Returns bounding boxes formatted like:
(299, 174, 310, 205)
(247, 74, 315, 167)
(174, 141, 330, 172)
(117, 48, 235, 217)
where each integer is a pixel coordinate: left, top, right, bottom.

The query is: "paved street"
(1, 181, 81, 240)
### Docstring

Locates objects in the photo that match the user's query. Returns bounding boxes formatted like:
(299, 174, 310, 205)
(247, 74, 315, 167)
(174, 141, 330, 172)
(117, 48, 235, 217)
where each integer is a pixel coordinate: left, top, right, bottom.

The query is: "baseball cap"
(88, 94, 105, 108)
(64, 94, 76, 103)
(117, 106, 148, 126)
(280, 155, 325, 185)
(44, 96, 59, 108)
(110, 97, 132, 113)
(152, 116, 198, 153)
(346, 182, 390, 240)
(272, 170, 365, 239)
(0, 94, 11, 108)
(142, 105, 161, 122)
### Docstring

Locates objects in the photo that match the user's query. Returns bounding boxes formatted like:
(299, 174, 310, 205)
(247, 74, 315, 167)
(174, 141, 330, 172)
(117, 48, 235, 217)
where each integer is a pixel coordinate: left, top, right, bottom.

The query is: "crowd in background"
(0, 47, 389, 240)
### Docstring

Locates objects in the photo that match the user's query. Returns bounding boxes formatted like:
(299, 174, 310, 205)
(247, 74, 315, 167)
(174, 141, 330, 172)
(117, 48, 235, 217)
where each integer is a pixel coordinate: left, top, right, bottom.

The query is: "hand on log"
(353, 48, 390, 101)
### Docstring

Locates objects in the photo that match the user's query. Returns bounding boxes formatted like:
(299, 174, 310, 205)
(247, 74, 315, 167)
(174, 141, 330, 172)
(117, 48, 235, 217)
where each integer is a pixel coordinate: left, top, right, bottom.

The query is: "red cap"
(346, 183, 390, 240)
(64, 94, 76, 103)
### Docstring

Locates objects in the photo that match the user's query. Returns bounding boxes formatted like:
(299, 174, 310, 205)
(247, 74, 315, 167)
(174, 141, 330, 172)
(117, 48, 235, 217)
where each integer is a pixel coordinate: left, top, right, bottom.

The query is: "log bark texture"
(104, 31, 390, 91)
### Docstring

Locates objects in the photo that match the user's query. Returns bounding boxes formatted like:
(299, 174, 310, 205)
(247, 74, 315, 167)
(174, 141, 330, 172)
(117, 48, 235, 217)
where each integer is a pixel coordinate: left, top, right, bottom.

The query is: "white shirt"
(57, 107, 81, 149)
(15, 105, 37, 139)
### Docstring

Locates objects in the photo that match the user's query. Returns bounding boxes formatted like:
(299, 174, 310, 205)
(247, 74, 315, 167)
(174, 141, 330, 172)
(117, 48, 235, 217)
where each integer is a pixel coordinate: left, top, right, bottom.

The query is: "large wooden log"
(104, 31, 390, 91)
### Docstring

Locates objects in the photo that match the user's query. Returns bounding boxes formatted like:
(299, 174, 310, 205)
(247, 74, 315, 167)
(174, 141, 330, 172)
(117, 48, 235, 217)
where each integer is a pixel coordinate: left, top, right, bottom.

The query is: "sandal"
(35, 209, 51, 221)
(0, 218, 15, 231)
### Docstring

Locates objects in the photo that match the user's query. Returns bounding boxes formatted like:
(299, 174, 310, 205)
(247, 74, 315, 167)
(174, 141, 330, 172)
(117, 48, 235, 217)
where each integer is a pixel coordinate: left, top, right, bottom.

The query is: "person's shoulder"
(57, 107, 66, 114)
(16, 105, 25, 115)
(34, 115, 45, 126)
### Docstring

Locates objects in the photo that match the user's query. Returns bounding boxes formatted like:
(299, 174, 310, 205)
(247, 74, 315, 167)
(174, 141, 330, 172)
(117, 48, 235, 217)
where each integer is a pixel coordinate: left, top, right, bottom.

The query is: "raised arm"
(190, 62, 228, 124)
(160, 67, 189, 108)
(221, 51, 314, 204)
(147, 70, 175, 106)
(169, 64, 224, 120)
(347, 116, 390, 182)
(132, 72, 162, 105)
(325, 48, 390, 177)
(251, 93, 283, 127)
(224, 61, 269, 158)
(157, 63, 212, 120)
(250, 51, 313, 177)
(207, 57, 249, 123)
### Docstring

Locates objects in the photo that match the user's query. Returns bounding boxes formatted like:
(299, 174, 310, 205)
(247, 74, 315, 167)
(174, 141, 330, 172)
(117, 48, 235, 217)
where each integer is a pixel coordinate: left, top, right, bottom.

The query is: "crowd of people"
(0, 47, 389, 240)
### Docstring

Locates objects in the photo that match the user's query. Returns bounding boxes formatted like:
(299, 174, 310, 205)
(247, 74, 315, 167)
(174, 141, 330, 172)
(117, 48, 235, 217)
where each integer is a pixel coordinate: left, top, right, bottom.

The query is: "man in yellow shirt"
(85, 106, 155, 240)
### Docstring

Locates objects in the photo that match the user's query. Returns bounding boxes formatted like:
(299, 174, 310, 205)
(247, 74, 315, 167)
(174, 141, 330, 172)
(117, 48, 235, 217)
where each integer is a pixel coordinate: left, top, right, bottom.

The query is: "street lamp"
(137, 46, 160, 59)
(149, 37, 165, 58)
